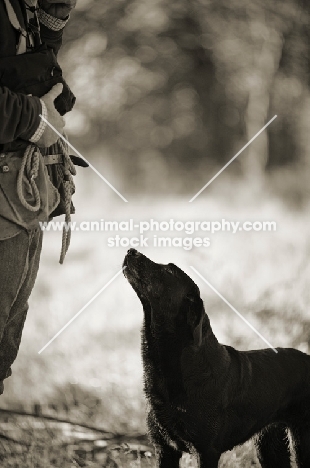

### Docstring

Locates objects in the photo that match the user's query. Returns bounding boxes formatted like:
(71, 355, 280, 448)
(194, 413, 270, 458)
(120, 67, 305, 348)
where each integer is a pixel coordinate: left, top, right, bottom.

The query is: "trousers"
(0, 227, 43, 384)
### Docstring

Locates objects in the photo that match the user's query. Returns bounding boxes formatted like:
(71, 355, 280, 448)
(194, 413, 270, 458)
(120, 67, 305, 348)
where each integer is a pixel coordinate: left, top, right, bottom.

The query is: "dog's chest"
(150, 399, 193, 451)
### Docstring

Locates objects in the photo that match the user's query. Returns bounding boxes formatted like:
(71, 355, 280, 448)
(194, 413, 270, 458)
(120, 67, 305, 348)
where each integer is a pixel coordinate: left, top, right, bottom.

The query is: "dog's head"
(123, 249, 205, 346)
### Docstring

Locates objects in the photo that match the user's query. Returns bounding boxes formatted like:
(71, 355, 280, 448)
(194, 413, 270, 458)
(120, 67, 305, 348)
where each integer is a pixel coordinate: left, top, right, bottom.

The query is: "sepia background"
(1, 0, 310, 466)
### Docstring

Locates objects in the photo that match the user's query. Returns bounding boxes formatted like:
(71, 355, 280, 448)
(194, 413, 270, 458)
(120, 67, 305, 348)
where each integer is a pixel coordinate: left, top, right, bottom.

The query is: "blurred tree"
(60, 0, 310, 191)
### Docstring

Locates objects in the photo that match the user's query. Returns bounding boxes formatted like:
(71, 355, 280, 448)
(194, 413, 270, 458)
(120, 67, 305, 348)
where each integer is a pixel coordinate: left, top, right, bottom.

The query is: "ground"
(0, 171, 306, 467)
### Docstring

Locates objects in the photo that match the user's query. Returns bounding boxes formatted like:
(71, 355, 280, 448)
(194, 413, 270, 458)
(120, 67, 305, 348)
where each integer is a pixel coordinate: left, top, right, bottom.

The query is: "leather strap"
(44, 154, 64, 165)
(44, 154, 89, 168)
(4, 0, 40, 55)
(3, 0, 27, 54)
(3, 0, 24, 30)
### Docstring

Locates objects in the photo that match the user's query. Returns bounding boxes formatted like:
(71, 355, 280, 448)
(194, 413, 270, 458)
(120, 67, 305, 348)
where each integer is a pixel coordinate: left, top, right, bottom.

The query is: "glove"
(36, 84, 65, 148)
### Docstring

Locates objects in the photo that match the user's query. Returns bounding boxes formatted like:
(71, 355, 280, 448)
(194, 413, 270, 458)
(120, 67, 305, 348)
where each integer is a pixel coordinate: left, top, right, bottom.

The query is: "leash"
(57, 138, 76, 264)
(17, 141, 76, 264)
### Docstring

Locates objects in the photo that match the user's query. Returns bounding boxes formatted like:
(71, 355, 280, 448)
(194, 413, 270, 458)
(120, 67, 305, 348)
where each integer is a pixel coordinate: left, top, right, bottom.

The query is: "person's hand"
(37, 84, 65, 148)
(38, 0, 77, 20)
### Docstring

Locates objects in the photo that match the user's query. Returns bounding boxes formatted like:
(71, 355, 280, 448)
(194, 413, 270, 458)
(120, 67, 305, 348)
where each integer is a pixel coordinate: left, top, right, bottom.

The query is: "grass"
(0, 173, 308, 466)
(0, 425, 260, 468)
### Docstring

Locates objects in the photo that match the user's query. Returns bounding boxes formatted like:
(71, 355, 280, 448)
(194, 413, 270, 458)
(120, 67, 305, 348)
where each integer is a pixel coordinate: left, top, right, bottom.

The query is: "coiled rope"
(17, 144, 41, 212)
(17, 141, 76, 264)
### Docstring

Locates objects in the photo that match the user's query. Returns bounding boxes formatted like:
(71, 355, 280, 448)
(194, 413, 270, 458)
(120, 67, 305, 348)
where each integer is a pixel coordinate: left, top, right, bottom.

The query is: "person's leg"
(0, 228, 43, 393)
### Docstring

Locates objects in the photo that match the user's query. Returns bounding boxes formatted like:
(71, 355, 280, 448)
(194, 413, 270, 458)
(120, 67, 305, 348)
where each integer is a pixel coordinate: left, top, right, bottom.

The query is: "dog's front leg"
(196, 449, 220, 468)
(154, 444, 182, 468)
(147, 411, 182, 467)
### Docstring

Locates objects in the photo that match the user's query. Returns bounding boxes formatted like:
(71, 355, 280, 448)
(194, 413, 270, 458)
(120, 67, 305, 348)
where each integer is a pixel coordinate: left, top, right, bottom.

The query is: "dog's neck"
(142, 321, 186, 403)
(199, 314, 230, 374)
(141, 304, 228, 403)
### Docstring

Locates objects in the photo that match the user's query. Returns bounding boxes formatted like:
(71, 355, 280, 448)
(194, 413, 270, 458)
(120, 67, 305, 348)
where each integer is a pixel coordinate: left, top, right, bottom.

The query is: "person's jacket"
(0, 0, 64, 147)
(0, 0, 73, 239)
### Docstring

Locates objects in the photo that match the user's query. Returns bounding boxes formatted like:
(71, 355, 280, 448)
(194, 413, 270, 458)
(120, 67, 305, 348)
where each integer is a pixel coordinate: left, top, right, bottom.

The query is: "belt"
(44, 153, 64, 165)
(0, 151, 63, 166)
(0, 151, 17, 157)
(0, 151, 88, 168)
(44, 153, 89, 167)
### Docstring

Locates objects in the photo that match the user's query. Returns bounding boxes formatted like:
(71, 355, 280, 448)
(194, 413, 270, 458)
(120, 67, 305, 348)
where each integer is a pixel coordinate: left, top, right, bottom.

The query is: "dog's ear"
(186, 294, 204, 347)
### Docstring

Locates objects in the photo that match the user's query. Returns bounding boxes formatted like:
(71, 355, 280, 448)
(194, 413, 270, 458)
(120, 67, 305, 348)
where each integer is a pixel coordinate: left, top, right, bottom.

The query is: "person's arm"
(0, 87, 42, 144)
(0, 3, 76, 148)
(37, 0, 77, 55)
(0, 84, 64, 147)
(37, 11, 67, 55)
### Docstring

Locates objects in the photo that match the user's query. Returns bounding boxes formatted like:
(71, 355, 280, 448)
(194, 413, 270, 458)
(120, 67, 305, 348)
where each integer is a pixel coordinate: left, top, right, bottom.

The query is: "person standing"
(0, 0, 78, 394)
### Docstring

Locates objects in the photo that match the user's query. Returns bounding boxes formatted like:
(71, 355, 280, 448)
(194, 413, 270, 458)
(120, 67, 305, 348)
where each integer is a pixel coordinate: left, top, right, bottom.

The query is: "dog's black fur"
(123, 249, 310, 468)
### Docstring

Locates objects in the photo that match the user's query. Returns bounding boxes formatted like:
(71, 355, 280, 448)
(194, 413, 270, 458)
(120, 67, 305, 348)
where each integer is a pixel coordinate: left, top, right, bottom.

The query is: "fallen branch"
(0, 408, 115, 437)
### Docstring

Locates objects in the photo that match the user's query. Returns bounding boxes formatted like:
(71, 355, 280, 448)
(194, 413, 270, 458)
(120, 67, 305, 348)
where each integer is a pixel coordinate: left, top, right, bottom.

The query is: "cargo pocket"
(0, 151, 60, 231)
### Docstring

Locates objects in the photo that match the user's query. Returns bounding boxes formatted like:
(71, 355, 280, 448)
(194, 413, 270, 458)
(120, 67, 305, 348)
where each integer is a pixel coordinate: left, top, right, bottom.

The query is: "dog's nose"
(127, 248, 138, 256)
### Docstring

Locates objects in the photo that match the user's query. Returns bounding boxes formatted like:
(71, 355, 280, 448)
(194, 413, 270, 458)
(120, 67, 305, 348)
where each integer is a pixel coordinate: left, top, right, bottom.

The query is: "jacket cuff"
(19, 96, 43, 142)
(38, 8, 69, 31)
(29, 100, 48, 143)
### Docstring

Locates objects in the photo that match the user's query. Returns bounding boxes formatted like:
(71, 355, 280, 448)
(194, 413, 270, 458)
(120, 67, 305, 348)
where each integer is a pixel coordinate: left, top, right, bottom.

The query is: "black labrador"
(123, 249, 310, 468)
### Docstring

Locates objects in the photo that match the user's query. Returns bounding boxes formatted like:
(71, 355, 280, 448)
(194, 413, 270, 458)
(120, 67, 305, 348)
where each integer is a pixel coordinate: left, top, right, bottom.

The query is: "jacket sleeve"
(0, 87, 42, 145)
(37, 9, 69, 56)
(39, 24, 64, 56)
